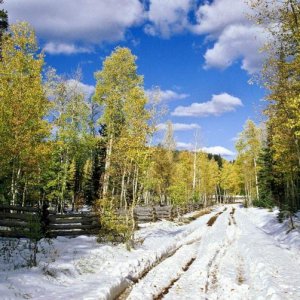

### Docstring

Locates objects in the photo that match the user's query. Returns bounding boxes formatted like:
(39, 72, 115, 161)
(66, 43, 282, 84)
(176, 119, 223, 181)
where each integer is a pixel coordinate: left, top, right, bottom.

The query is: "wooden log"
(49, 213, 97, 219)
(49, 224, 100, 230)
(49, 218, 98, 224)
(0, 230, 32, 238)
(0, 213, 39, 221)
(155, 210, 172, 213)
(136, 215, 154, 219)
(0, 219, 30, 227)
(134, 206, 153, 211)
(156, 210, 172, 213)
(155, 206, 173, 210)
(135, 210, 153, 214)
(155, 213, 172, 217)
(48, 215, 98, 222)
(48, 230, 99, 237)
(156, 216, 172, 220)
(136, 217, 154, 222)
(134, 210, 154, 214)
(0, 205, 39, 213)
(134, 213, 154, 217)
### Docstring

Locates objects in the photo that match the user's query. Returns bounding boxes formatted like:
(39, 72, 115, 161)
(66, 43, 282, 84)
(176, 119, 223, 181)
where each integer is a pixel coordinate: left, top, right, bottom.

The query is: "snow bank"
(0, 207, 220, 300)
(245, 207, 300, 259)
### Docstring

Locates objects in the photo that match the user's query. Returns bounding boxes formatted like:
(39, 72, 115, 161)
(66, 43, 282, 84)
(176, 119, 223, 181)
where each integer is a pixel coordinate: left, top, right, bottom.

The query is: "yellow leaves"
(220, 161, 240, 195)
(235, 119, 262, 198)
(93, 46, 153, 192)
(0, 22, 50, 176)
(93, 47, 143, 131)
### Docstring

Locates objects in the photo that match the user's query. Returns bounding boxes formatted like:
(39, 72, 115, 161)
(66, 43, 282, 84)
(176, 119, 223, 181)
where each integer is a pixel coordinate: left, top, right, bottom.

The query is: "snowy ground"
(0, 205, 299, 300)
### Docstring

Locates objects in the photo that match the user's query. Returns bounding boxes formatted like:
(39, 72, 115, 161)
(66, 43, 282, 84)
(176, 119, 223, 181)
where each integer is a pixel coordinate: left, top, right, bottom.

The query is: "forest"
(0, 0, 299, 242)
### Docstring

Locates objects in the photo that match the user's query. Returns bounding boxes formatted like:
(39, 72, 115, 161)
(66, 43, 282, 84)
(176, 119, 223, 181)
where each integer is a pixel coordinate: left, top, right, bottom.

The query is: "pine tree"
(256, 142, 275, 208)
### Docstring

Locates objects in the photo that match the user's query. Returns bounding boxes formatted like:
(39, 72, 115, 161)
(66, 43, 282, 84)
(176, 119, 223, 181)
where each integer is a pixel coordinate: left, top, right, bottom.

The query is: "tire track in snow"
(204, 208, 248, 299)
(228, 207, 236, 226)
(116, 208, 223, 300)
(161, 208, 228, 299)
(162, 206, 240, 299)
(236, 255, 245, 285)
(117, 237, 202, 300)
(124, 210, 226, 300)
(153, 252, 197, 300)
(204, 208, 238, 295)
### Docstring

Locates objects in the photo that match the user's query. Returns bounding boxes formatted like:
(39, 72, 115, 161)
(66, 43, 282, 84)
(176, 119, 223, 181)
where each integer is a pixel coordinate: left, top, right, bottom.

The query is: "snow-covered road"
(126, 206, 300, 300)
(1, 205, 299, 300)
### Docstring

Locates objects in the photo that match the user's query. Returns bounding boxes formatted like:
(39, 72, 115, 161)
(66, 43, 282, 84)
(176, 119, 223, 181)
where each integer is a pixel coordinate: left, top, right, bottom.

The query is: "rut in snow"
(228, 207, 236, 226)
(153, 256, 196, 300)
(126, 208, 226, 300)
(116, 209, 220, 300)
(206, 211, 223, 226)
(204, 209, 238, 295)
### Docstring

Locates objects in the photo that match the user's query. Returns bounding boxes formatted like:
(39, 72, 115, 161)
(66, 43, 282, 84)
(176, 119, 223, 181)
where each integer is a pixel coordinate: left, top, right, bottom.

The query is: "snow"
(243, 207, 300, 260)
(0, 205, 299, 300)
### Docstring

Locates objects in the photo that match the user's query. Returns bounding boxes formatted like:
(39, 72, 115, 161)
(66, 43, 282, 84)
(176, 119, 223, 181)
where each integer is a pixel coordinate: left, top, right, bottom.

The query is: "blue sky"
(4, 0, 267, 158)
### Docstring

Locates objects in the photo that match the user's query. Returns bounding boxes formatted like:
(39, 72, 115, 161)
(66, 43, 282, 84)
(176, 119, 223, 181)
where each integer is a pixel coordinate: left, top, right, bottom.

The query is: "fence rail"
(0, 202, 205, 238)
(0, 205, 100, 239)
(47, 213, 100, 238)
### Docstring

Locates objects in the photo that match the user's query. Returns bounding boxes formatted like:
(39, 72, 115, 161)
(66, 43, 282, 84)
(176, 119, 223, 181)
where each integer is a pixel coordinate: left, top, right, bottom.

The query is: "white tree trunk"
(254, 158, 259, 200)
(102, 135, 113, 198)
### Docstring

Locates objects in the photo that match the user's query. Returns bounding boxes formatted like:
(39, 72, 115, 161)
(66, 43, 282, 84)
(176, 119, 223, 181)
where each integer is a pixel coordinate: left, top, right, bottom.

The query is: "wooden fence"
(0, 205, 100, 238)
(0, 205, 41, 238)
(47, 213, 100, 237)
(133, 203, 203, 223)
(0, 202, 204, 238)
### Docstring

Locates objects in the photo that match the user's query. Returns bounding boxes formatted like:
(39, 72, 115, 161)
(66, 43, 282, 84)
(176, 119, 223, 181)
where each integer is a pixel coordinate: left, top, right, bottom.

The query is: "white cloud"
(44, 42, 92, 55)
(192, 0, 249, 36)
(147, 88, 189, 102)
(144, 0, 267, 73)
(160, 89, 189, 101)
(4, 0, 268, 71)
(192, 0, 267, 73)
(201, 146, 235, 157)
(204, 25, 267, 73)
(172, 93, 242, 117)
(175, 143, 235, 156)
(177, 142, 194, 150)
(66, 79, 95, 99)
(145, 0, 192, 37)
(4, 0, 144, 54)
(157, 123, 200, 131)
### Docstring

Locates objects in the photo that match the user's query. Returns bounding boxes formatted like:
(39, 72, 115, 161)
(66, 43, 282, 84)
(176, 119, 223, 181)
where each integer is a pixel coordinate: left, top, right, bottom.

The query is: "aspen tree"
(0, 22, 50, 205)
(236, 120, 262, 206)
(93, 47, 143, 199)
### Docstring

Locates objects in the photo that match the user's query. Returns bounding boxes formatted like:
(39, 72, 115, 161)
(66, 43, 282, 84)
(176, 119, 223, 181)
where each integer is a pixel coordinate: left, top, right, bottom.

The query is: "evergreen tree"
(256, 143, 275, 208)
